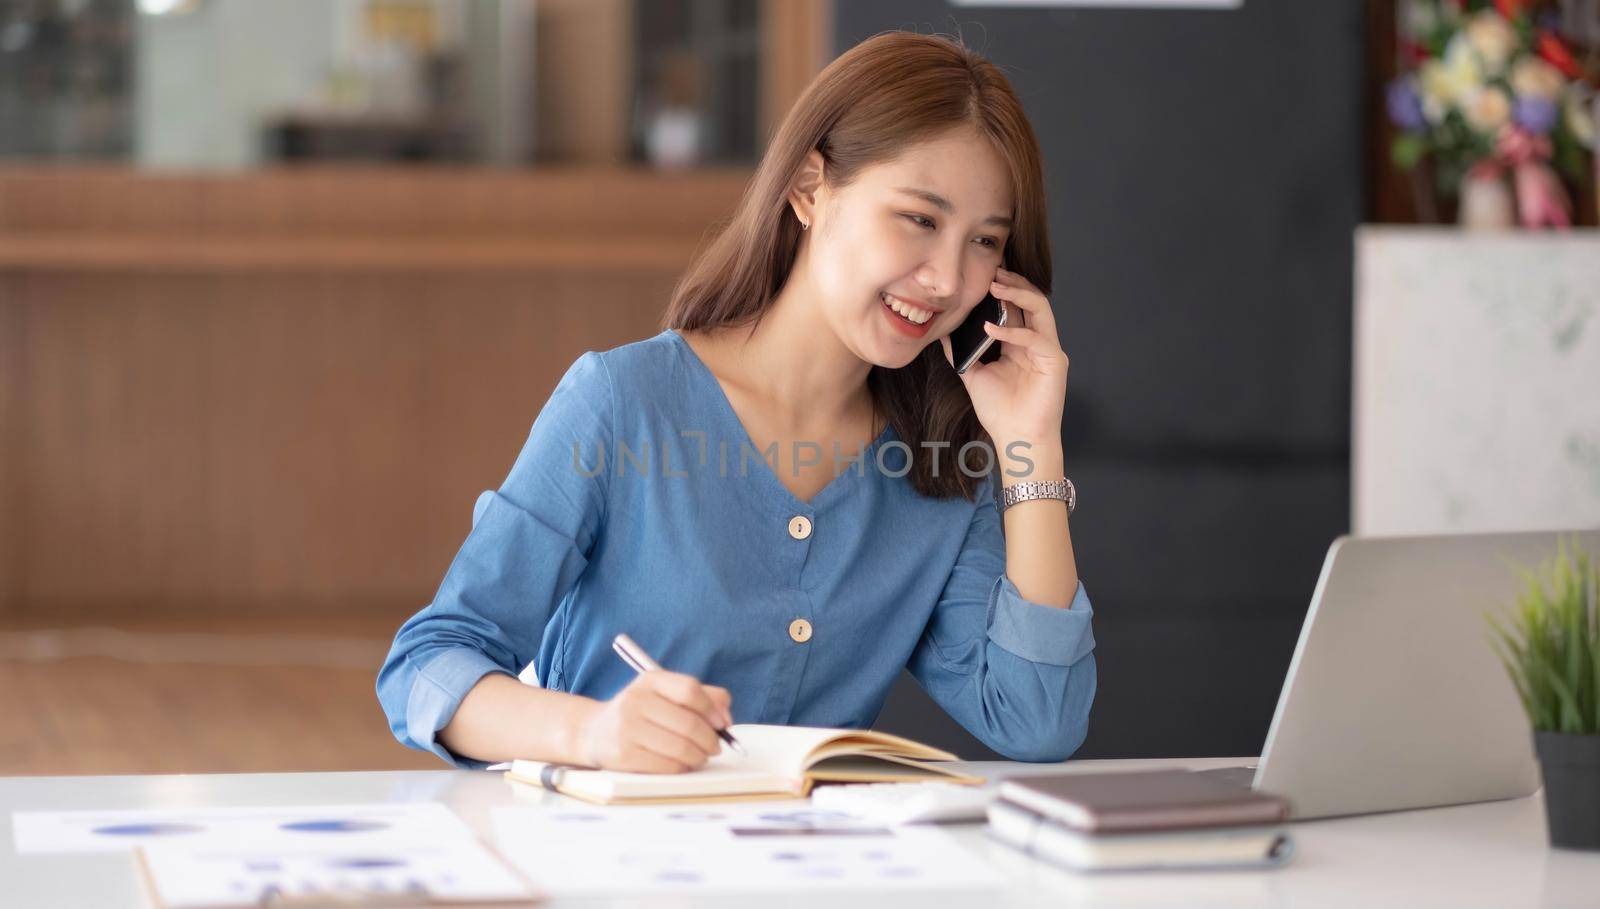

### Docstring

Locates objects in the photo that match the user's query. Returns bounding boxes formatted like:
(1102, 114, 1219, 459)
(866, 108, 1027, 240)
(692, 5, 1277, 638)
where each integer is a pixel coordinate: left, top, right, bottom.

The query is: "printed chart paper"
(138, 840, 534, 908)
(492, 802, 1001, 895)
(12, 803, 471, 855)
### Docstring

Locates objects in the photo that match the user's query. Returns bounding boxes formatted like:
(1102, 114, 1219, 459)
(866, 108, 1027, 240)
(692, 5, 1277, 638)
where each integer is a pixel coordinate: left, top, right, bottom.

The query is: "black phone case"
(950, 292, 1004, 373)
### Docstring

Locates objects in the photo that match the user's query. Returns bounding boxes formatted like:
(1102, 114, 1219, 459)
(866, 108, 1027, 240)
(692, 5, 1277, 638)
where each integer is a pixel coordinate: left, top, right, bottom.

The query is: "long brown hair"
(661, 31, 1052, 501)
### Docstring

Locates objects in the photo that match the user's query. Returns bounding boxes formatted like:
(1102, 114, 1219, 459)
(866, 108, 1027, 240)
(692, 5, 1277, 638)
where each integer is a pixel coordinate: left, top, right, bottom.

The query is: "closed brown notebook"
(996, 769, 1289, 834)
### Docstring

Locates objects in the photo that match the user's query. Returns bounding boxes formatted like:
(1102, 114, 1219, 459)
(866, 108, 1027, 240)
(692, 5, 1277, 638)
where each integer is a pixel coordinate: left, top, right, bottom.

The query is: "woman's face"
(802, 128, 1014, 369)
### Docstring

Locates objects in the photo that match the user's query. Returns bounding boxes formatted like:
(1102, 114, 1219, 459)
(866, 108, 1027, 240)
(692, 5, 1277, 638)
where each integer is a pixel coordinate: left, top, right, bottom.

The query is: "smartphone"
(949, 292, 1014, 374)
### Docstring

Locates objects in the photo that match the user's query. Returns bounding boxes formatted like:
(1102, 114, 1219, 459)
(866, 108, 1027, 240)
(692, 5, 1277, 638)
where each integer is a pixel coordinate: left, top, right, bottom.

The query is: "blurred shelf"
(0, 233, 707, 273)
(0, 165, 752, 236)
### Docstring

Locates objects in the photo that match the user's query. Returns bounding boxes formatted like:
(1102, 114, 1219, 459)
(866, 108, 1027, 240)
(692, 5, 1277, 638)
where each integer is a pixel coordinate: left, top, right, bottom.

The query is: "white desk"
(5, 757, 1598, 908)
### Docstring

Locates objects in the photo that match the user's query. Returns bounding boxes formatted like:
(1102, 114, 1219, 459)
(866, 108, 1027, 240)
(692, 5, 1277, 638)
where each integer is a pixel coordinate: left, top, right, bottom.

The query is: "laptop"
(1203, 528, 1599, 820)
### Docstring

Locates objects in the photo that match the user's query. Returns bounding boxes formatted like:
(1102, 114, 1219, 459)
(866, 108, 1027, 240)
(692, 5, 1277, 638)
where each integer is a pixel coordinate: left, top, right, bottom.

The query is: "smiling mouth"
(880, 292, 937, 326)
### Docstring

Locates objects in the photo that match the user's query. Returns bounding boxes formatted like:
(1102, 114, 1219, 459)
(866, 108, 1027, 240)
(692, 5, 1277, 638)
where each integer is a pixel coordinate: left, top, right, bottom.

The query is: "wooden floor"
(0, 616, 443, 776)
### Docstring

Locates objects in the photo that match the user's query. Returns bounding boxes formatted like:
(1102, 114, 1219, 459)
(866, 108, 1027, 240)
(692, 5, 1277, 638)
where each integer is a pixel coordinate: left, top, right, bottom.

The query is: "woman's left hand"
(939, 267, 1069, 448)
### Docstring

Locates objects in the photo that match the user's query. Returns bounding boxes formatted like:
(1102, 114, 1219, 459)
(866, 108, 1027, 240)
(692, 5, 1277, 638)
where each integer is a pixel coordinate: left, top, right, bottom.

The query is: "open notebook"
(506, 724, 984, 804)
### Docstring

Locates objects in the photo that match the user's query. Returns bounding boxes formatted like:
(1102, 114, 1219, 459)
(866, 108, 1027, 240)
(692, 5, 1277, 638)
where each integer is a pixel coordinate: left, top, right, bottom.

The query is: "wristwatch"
(1001, 477, 1077, 513)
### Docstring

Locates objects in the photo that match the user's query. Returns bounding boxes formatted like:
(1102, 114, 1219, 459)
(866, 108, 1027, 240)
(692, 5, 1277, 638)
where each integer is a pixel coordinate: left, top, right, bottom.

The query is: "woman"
(377, 31, 1094, 772)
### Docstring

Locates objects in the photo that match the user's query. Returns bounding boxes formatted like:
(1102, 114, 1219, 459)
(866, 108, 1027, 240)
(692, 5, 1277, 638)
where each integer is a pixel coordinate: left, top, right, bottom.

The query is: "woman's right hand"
(577, 671, 734, 773)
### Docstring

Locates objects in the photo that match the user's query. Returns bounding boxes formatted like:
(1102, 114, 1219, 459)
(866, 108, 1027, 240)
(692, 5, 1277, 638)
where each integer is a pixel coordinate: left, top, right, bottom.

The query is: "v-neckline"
(668, 329, 893, 511)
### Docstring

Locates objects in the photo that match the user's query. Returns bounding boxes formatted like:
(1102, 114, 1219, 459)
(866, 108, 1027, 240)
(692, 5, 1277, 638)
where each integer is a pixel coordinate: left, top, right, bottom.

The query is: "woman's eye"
(903, 213, 1001, 250)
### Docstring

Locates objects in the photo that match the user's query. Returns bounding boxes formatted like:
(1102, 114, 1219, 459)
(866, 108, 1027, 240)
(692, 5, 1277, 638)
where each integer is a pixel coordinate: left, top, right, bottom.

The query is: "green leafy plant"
(1488, 537, 1600, 735)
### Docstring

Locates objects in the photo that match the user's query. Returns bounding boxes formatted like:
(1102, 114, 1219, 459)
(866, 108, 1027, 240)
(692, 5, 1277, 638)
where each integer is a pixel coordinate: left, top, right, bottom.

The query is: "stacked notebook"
(986, 769, 1294, 872)
(507, 724, 983, 804)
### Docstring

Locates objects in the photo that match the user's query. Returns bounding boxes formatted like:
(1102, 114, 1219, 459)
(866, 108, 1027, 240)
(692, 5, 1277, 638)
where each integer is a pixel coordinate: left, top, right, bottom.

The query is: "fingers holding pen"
(597, 635, 742, 772)
(640, 689, 722, 759)
(650, 671, 734, 730)
(583, 673, 713, 772)
(703, 684, 734, 729)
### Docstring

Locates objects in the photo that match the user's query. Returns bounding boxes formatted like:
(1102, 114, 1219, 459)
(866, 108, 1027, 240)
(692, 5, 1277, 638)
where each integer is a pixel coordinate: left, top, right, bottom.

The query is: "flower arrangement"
(1387, 0, 1596, 227)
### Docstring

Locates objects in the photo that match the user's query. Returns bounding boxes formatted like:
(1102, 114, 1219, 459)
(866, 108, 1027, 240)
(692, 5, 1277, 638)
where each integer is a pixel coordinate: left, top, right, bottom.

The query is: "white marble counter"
(1353, 226, 1600, 536)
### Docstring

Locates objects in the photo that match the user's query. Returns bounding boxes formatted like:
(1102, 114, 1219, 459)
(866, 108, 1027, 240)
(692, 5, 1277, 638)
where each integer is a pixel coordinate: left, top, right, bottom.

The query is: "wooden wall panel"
(7, 270, 675, 619)
(3, 268, 675, 617)
(534, 0, 633, 163)
(0, 167, 749, 620)
(1, 276, 19, 615)
(762, 0, 833, 143)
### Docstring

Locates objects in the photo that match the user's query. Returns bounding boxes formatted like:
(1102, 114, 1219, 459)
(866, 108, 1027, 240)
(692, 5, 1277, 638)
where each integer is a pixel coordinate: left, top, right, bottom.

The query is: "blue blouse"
(377, 329, 1096, 767)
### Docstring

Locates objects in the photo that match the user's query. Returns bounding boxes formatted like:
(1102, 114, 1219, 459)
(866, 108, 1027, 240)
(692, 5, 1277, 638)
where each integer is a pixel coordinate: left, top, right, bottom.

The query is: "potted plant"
(1488, 537, 1600, 850)
(1386, 0, 1596, 228)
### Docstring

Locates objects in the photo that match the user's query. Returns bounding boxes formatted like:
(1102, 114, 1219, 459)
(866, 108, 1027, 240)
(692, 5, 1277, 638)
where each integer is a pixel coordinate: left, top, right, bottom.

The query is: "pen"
(611, 633, 746, 756)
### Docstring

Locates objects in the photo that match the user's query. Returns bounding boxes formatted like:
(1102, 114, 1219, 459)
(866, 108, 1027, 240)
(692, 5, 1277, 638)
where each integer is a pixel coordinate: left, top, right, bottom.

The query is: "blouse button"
(789, 618, 813, 643)
(788, 515, 812, 540)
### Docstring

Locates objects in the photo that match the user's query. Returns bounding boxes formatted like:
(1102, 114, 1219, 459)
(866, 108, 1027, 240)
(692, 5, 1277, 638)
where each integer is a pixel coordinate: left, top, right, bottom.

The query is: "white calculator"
(810, 781, 998, 824)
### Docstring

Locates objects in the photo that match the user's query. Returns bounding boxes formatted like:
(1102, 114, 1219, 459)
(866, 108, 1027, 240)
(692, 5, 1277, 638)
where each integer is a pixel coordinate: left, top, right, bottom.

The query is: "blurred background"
(0, 0, 1596, 775)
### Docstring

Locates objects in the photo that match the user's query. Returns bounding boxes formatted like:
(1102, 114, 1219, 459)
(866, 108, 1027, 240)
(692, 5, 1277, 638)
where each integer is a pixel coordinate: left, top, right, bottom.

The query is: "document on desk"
(491, 802, 1002, 895)
(137, 839, 536, 908)
(11, 803, 470, 855)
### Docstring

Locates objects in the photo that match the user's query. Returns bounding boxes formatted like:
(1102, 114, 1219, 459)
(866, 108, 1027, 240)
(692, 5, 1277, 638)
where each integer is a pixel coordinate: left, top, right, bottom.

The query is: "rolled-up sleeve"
(906, 481, 1096, 762)
(376, 352, 613, 768)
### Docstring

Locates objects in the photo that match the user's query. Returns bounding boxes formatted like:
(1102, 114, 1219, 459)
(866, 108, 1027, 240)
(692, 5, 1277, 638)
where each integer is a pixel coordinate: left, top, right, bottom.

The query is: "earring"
(801, 220, 810, 231)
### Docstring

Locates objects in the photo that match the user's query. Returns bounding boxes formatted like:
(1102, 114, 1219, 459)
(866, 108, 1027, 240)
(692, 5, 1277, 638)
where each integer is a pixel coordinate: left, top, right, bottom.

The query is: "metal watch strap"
(1001, 477, 1076, 513)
